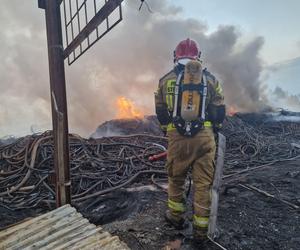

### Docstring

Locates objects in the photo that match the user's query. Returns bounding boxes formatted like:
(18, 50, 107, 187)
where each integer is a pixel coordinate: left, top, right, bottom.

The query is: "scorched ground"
(0, 113, 299, 249)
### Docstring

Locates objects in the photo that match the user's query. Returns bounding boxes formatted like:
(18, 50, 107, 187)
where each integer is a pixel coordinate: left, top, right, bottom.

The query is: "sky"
(0, 0, 299, 138)
(170, 0, 300, 64)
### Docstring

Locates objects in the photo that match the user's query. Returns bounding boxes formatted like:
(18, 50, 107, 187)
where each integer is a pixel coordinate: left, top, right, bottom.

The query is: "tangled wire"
(0, 114, 300, 210)
(0, 133, 167, 210)
(223, 115, 300, 177)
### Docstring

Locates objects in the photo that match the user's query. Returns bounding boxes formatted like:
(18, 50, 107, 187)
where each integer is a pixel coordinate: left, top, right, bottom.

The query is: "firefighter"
(154, 38, 225, 244)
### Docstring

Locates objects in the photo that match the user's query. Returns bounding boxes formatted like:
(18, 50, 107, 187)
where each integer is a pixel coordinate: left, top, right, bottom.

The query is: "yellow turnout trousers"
(166, 128, 216, 234)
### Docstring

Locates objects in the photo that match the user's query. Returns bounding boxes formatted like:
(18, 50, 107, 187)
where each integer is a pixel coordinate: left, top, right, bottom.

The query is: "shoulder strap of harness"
(172, 70, 184, 119)
(201, 69, 208, 120)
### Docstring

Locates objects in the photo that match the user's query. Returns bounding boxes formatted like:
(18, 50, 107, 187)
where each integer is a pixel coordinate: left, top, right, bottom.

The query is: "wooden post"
(39, 0, 71, 206)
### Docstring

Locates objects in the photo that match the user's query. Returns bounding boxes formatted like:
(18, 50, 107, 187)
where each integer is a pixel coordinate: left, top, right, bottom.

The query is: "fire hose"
(148, 151, 167, 161)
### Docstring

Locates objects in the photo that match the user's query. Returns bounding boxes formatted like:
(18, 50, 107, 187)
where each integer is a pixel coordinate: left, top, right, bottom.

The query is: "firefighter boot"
(165, 210, 185, 230)
(192, 227, 209, 248)
(193, 226, 208, 241)
(192, 215, 209, 247)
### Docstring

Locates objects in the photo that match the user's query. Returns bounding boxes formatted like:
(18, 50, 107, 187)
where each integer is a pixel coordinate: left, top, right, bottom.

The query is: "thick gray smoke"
(0, 1, 49, 136)
(271, 87, 300, 111)
(297, 41, 300, 51)
(0, 0, 267, 137)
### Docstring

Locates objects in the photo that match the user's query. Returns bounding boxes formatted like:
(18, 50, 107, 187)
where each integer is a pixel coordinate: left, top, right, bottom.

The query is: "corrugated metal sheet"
(0, 204, 130, 250)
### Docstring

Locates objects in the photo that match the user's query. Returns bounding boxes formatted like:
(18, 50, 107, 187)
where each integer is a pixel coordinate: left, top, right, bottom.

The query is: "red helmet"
(174, 38, 201, 62)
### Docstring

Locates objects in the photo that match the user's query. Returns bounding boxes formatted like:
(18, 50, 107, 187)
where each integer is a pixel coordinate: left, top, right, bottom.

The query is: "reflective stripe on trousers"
(168, 199, 186, 213)
(193, 215, 209, 228)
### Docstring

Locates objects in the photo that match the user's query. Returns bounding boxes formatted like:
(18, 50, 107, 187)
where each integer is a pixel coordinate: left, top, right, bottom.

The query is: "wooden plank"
(0, 205, 129, 250)
(0, 205, 73, 242)
(37, 224, 96, 250)
(4, 212, 82, 249)
(52, 227, 103, 250)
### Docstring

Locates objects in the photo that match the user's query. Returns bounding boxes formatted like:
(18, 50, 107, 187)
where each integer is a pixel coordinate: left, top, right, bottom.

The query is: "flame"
(115, 96, 143, 119)
(228, 106, 238, 116)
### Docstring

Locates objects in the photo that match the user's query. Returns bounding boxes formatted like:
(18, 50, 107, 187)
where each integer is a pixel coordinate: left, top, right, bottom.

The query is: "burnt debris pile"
(0, 112, 300, 212)
(223, 112, 300, 177)
(0, 132, 167, 211)
(90, 115, 163, 138)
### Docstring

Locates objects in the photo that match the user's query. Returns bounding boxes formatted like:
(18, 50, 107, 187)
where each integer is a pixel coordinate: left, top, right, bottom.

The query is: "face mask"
(177, 58, 192, 65)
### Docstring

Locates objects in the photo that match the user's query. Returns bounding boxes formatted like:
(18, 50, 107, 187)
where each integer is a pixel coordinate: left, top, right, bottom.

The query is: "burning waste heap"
(90, 115, 163, 138)
(0, 111, 300, 249)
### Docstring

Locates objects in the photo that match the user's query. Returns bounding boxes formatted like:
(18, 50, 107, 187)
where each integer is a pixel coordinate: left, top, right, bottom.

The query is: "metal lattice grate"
(61, 0, 123, 65)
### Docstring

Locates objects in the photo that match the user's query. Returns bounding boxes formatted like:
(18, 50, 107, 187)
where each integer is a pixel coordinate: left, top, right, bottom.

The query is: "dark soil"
(97, 160, 300, 250)
(218, 160, 300, 250)
(0, 160, 299, 249)
(0, 206, 50, 229)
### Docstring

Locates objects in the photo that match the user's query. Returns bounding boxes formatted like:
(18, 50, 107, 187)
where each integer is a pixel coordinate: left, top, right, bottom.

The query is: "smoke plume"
(0, 0, 267, 137)
(271, 87, 300, 111)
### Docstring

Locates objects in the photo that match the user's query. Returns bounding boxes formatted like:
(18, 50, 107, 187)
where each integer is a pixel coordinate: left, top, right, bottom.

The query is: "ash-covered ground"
(99, 158, 300, 250)
(0, 112, 300, 250)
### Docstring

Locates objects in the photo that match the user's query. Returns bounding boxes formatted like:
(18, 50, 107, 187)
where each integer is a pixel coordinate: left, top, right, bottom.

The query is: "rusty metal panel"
(0, 205, 129, 250)
(62, 0, 123, 65)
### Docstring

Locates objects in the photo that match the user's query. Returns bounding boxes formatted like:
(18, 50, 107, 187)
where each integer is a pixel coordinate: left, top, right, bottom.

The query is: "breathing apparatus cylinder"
(180, 60, 203, 121)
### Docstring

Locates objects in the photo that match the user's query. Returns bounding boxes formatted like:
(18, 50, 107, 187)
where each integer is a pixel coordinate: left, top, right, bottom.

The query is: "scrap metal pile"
(0, 133, 167, 210)
(222, 113, 300, 181)
(0, 113, 300, 210)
